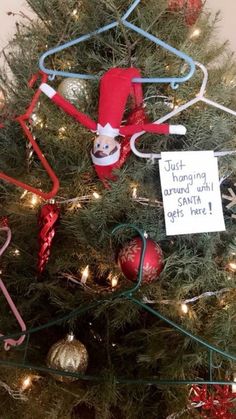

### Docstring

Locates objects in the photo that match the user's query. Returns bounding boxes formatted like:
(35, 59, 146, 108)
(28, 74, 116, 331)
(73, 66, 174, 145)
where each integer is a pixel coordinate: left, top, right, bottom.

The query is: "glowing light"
(232, 374, 236, 393)
(21, 376, 32, 391)
(132, 187, 137, 199)
(111, 276, 119, 288)
(30, 194, 39, 207)
(72, 8, 78, 16)
(20, 190, 28, 199)
(58, 126, 66, 137)
(0, 269, 2, 275)
(190, 28, 201, 39)
(30, 113, 38, 124)
(228, 261, 236, 272)
(81, 265, 89, 283)
(13, 249, 20, 257)
(93, 192, 100, 199)
(181, 303, 189, 314)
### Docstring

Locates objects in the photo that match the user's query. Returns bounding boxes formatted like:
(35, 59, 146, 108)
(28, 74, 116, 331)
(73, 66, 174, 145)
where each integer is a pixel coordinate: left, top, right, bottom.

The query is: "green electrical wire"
(0, 224, 235, 386)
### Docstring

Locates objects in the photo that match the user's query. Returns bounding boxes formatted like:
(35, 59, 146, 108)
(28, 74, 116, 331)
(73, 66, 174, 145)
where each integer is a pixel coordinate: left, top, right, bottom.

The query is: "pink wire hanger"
(0, 224, 26, 350)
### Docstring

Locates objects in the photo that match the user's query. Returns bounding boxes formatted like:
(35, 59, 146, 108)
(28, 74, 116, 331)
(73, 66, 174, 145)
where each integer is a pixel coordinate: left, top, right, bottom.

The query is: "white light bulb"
(132, 187, 137, 199)
(181, 303, 189, 314)
(190, 28, 201, 39)
(30, 194, 39, 207)
(58, 126, 66, 137)
(111, 276, 118, 288)
(21, 376, 32, 391)
(20, 190, 28, 200)
(232, 373, 236, 393)
(93, 192, 100, 199)
(228, 261, 236, 272)
(81, 265, 89, 283)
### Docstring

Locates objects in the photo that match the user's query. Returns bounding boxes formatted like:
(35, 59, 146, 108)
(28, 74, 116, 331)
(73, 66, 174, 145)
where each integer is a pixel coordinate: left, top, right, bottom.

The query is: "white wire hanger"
(131, 62, 236, 161)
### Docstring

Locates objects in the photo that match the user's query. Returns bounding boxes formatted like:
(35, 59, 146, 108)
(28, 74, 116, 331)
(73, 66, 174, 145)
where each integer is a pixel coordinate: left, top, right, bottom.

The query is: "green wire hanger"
(38, 0, 195, 89)
(0, 224, 235, 387)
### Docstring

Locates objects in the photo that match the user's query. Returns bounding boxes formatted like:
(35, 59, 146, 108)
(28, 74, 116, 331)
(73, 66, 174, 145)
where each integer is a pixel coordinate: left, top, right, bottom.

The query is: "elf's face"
(93, 135, 118, 158)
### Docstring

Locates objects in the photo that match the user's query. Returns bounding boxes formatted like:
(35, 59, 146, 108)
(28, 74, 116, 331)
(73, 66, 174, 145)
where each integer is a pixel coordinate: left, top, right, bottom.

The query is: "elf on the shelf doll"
(40, 68, 186, 186)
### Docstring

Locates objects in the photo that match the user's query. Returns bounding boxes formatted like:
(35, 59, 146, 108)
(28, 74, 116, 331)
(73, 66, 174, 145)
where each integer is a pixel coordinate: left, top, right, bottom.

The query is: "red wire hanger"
(0, 71, 59, 200)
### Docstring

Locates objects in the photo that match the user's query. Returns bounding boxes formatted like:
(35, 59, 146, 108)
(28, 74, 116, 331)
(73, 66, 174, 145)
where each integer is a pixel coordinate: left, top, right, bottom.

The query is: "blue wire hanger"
(39, 0, 195, 89)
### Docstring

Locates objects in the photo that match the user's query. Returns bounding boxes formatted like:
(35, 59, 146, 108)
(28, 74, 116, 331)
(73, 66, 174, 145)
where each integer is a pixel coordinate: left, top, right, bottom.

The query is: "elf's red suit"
(40, 68, 186, 186)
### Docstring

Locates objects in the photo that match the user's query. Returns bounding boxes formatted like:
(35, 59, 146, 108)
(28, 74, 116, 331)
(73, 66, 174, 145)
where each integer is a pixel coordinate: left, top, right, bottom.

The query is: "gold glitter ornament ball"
(46, 333, 88, 383)
(57, 78, 90, 111)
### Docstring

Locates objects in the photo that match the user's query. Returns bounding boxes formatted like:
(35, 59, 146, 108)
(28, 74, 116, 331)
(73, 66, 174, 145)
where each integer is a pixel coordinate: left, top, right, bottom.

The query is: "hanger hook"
(170, 82, 179, 90)
(195, 62, 208, 96)
(49, 74, 56, 81)
(38, 0, 195, 87)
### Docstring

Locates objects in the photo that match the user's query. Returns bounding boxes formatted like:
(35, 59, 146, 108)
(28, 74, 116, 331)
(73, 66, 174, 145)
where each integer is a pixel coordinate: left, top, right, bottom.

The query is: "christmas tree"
(0, 0, 236, 417)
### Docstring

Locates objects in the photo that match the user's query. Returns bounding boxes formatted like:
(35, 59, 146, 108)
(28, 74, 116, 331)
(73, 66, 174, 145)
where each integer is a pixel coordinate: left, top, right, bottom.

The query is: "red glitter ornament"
(168, 0, 203, 26)
(118, 236, 163, 284)
(190, 384, 235, 418)
(37, 203, 60, 274)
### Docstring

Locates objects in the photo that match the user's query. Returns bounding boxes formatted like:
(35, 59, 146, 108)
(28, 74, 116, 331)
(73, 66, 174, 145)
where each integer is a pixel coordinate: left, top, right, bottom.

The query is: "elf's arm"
(39, 83, 97, 131)
(120, 122, 186, 136)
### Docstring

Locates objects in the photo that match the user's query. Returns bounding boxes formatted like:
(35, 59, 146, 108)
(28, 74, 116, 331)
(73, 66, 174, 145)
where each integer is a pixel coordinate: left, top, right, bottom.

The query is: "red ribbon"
(37, 204, 60, 274)
(191, 385, 235, 418)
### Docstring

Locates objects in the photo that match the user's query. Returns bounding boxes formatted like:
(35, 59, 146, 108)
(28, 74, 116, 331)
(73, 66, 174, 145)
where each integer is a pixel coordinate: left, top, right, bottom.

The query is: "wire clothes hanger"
(38, 0, 195, 89)
(0, 224, 235, 386)
(0, 223, 26, 350)
(130, 62, 236, 160)
(0, 72, 59, 200)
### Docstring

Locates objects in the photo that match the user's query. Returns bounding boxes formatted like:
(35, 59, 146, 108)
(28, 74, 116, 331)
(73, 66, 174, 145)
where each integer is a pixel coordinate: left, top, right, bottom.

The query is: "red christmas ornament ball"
(185, 0, 202, 26)
(168, 0, 185, 11)
(168, 0, 203, 26)
(118, 237, 164, 284)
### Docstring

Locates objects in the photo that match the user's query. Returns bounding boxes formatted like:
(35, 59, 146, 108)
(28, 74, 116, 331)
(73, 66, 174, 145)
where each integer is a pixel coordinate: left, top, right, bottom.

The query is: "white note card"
(159, 151, 225, 236)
